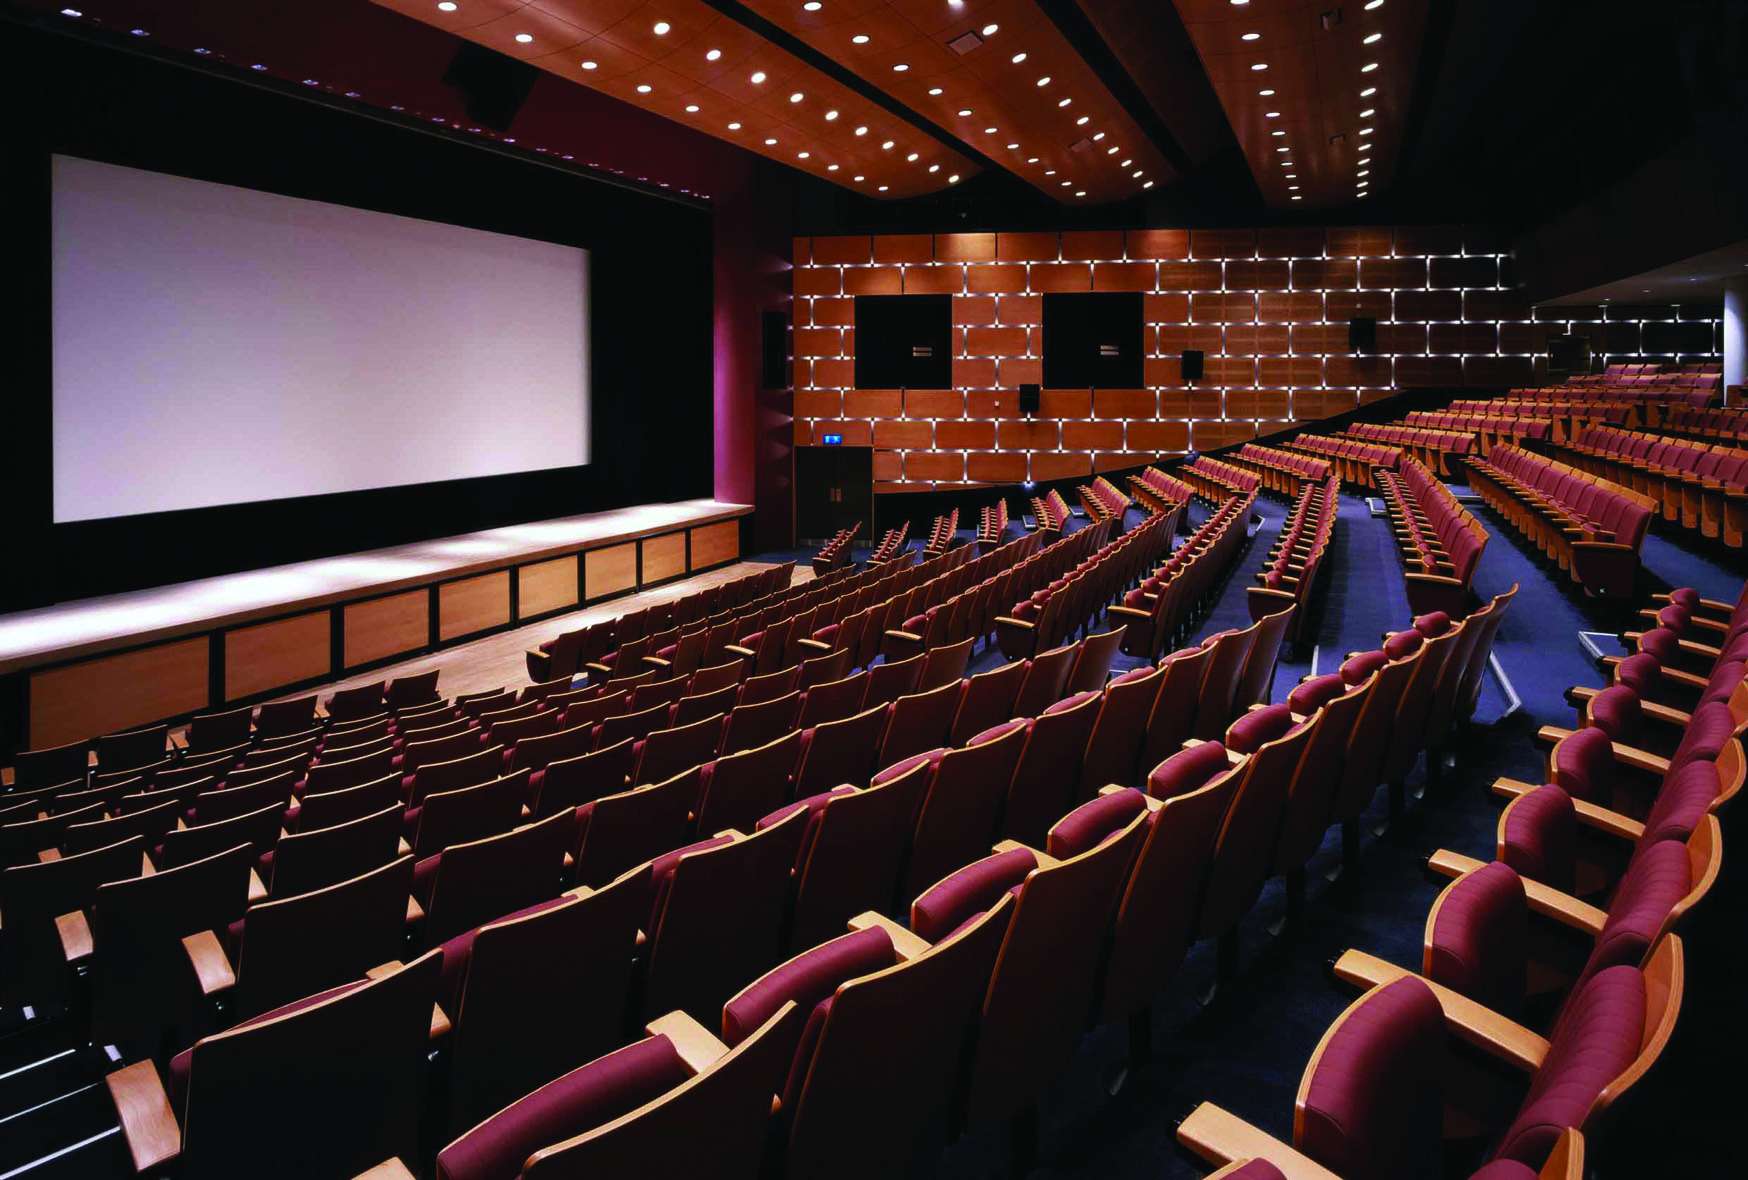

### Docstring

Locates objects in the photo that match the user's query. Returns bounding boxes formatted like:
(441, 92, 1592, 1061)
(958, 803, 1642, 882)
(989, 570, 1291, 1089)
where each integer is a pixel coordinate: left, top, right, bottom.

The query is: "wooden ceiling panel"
(1174, 0, 1429, 211)
(372, 0, 978, 197)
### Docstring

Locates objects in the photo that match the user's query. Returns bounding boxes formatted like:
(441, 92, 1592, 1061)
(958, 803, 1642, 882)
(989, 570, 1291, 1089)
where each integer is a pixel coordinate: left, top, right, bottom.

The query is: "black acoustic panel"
(1642, 320, 1715, 354)
(1042, 293, 1144, 388)
(1018, 383, 1041, 415)
(854, 295, 952, 389)
(761, 310, 789, 389)
(1547, 334, 1591, 373)
(1181, 348, 1205, 382)
(441, 43, 539, 133)
(1348, 316, 1377, 353)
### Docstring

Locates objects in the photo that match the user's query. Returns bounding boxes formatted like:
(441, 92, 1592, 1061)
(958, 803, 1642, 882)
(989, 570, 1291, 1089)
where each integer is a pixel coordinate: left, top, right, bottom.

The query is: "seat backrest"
(575, 768, 701, 888)
(861, 653, 924, 709)
(1065, 627, 1126, 696)
(409, 745, 507, 810)
(695, 729, 803, 836)
(533, 737, 637, 819)
(637, 713, 728, 786)
(255, 696, 317, 739)
(917, 635, 976, 691)
(1198, 707, 1315, 941)
(304, 744, 398, 797)
(798, 672, 869, 729)
(1, 836, 145, 1004)
(786, 762, 931, 953)
(235, 854, 415, 1020)
(878, 680, 963, 769)
(424, 809, 576, 945)
(720, 691, 801, 757)
(1001, 691, 1104, 847)
(1193, 626, 1260, 740)
(1293, 976, 1446, 1180)
(412, 771, 530, 859)
(188, 770, 298, 826)
(1422, 860, 1529, 1019)
(948, 660, 1026, 747)
(794, 704, 891, 798)
(62, 798, 182, 856)
(1013, 642, 1078, 718)
(903, 724, 1029, 901)
(1078, 665, 1166, 800)
(447, 865, 649, 1133)
(181, 950, 440, 1180)
(158, 802, 285, 868)
(9, 739, 89, 790)
(1234, 607, 1296, 711)
(1141, 643, 1217, 772)
(737, 663, 801, 707)
(186, 706, 253, 754)
(270, 804, 404, 898)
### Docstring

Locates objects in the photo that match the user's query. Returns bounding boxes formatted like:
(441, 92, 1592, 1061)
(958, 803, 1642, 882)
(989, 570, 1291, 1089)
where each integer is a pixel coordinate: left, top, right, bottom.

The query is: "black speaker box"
(853, 295, 952, 389)
(442, 44, 539, 132)
(1018, 383, 1041, 416)
(1348, 316, 1377, 353)
(1181, 349, 1205, 382)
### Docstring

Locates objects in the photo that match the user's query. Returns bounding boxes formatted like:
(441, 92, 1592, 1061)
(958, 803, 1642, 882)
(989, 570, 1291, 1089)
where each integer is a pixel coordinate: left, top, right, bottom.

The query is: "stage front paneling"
(225, 611, 331, 702)
(640, 533, 687, 585)
(344, 591, 429, 669)
(30, 637, 209, 749)
(689, 521, 740, 569)
(585, 544, 638, 600)
(439, 571, 511, 642)
(517, 556, 579, 620)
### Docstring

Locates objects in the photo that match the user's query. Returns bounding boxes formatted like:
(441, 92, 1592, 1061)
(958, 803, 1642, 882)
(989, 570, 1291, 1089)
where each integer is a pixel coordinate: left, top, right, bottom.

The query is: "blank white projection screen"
(51, 154, 590, 523)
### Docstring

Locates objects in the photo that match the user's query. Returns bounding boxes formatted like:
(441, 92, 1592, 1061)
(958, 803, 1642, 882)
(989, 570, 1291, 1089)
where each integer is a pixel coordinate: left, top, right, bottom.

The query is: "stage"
(1, 499, 752, 752)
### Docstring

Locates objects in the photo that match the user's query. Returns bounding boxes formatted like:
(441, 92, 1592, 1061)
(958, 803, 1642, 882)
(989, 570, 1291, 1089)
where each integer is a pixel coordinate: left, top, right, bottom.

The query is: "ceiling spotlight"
(1364, 32, 1382, 43)
(984, 23, 999, 35)
(764, 137, 778, 145)
(1288, 184, 1300, 190)
(727, 121, 742, 130)
(1357, 169, 1370, 177)
(958, 107, 972, 116)
(1366, 0, 1385, 8)
(1285, 172, 1296, 178)
(1265, 110, 1280, 118)
(1250, 62, 1268, 71)
(1362, 86, 1377, 96)
(436, 2, 455, 10)
(1092, 132, 1106, 141)
(1241, 32, 1260, 41)
(854, 174, 864, 181)
(878, 185, 889, 191)
(853, 34, 869, 44)
(636, 84, 652, 93)
(706, 48, 721, 60)
(804, 1, 823, 10)
(928, 163, 940, 172)
(1076, 115, 1089, 125)
(1359, 127, 1373, 135)
(685, 103, 700, 112)
(1106, 146, 1119, 154)
(985, 126, 997, 133)
(1231, 0, 1249, 6)
(1075, 191, 1086, 197)
(1060, 181, 1071, 187)
(1006, 141, 1018, 149)
(750, 70, 767, 83)
(1291, 194, 1302, 201)
(799, 150, 811, 158)
(1012, 52, 1027, 64)
(515, 32, 533, 43)
(854, 125, 868, 135)
(893, 62, 909, 71)
(1036, 76, 1051, 86)
(1271, 130, 1285, 137)
(1028, 156, 1040, 163)
(1357, 180, 1369, 187)
(1058, 97, 1072, 107)
(825, 109, 839, 120)
(653, 21, 670, 35)
(1120, 158, 1131, 167)
(1045, 169, 1056, 175)
(581, 59, 598, 69)
(1143, 180, 1154, 189)
(928, 86, 944, 95)
(908, 152, 921, 161)
(948, 174, 961, 184)
(1259, 88, 1276, 96)
(1360, 107, 1375, 117)
(1361, 62, 1378, 72)
(882, 140, 895, 149)
(789, 91, 804, 102)
(1132, 170, 1143, 178)
(828, 164, 839, 172)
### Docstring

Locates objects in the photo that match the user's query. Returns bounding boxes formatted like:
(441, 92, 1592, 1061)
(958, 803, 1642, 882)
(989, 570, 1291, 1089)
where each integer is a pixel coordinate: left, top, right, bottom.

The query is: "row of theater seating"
(528, 560, 797, 682)
(809, 522, 860, 574)
(1377, 454, 1490, 617)
(1401, 409, 1553, 451)
(1556, 425, 1748, 548)
(1466, 446, 1655, 598)
(864, 520, 908, 564)
(995, 511, 1175, 660)
(1182, 456, 1261, 499)
(1179, 575, 1744, 1179)
(1282, 432, 1401, 489)
(1343, 421, 1476, 476)
(1660, 403, 1748, 444)
(976, 499, 1008, 547)
(1247, 475, 1338, 650)
(1127, 464, 1195, 514)
(1031, 487, 1072, 533)
(922, 508, 958, 559)
(1112, 493, 1255, 660)
(886, 524, 1118, 668)
(1228, 442, 1333, 497)
(1077, 474, 1132, 523)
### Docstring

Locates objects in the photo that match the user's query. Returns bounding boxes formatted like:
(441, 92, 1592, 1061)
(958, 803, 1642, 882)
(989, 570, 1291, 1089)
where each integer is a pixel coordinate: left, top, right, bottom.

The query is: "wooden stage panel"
(640, 533, 686, 585)
(517, 556, 578, 620)
(689, 520, 739, 570)
(585, 543, 637, 601)
(225, 611, 331, 701)
(439, 571, 511, 642)
(343, 591, 430, 669)
(30, 637, 209, 749)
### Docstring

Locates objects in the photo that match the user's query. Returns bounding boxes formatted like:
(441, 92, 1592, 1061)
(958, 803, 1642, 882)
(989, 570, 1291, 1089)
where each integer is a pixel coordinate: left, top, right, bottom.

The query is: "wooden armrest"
(848, 910, 933, 960)
(1106, 605, 1151, 621)
(1517, 879, 1609, 936)
(646, 1010, 730, 1073)
(1678, 637, 1722, 660)
(641, 656, 672, 671)
(1331, 950, 1548, 1071)
(57, 910, 94, 964)
(583, 661, 612, 676)
(884, 630, 922, 644)
(170, 732, 189, 752)
(181, 930, 236, 997)
(106, 1060, 181, 1174)
(1610, 743, 1671, 777)
(1176, 1103, 1342, 1180)
(993, 616, 1034, 630)
(795, 638, 833, 654)
(353, 1161, 418, 1180)
(406, 895, 425, 925)
(1426, 848, 1485, 880)
(1636, 699, 1696, 728)
(1564, 797, 1646, 842)
(723, 644, 756, 659)
(37, 848, 61, 863)
(396, 837, 412, 857)
(365, 960, 404, 980)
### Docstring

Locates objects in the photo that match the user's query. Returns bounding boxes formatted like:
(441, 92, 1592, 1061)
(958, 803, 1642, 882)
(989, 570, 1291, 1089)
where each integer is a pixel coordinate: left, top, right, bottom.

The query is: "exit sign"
(821, 433, 843, 446)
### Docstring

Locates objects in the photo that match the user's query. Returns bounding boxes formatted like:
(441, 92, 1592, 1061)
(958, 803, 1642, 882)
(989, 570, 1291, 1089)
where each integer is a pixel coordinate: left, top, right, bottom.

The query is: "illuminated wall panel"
(791, 227, 1722, 493)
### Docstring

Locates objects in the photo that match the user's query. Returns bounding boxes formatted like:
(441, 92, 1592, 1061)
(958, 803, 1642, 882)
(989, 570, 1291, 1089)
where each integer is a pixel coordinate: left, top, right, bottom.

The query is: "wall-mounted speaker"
(1018, 383, 1041, 416)
(1181, 348, 1205, 383)
(441, 43, 539, 133)
(1348, 316, 1377, 353)
(760, 311, 789, 389)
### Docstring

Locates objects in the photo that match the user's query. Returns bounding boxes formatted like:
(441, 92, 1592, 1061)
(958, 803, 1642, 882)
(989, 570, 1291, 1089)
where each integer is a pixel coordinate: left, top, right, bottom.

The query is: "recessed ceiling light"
(799, 150, 811, 159)
(636, 84, 652, 93)
(854, 125, 868, 136)
(706, 48, 721, 61)
(825, 109, 839, 120)
(828, 164, 839, 172)
(1060, 181, 1071, 187)
(878, 185, 889, 191)
(1092, 132, 1106, 141)
(1241, 32, 1260, 41)
(1251, 62, 1268, 71)
(1360, 108, 1375, 117)
(1361, 62, 1379, 72)
(1366, 0, 1385, 8)
(853, 34, 869, 44)
(1143, 181, 1154, 189)
(1045, 169, 1056, 175)
(893, 62, 909, 71)
(1012, 52, 1027, 64)
(958, 108, 973, 116)
(1106, 146, 1119, 155)
(1357, 180, 1369, 187)
(685, 104, 700, 112)
(1265, 111, 1280, 118)
(1285, 173, 1296, 178)
(764, 137, 778, 145)
(653, 21, 670, 35)
(909, 152, 921, 161)
(928, 87, 943, 96)
(983, 23, 999, 35)
(882, 140, 894, 149)
(1259, 88, 1276, 96)
(1288, 185, 1299, 190)
(1037, 76, 1051, 86)
(1359, 127, 1374, 135)
(1132, 170, 1143, 178)
(790, 92, 804, 103)
(1291, 194, 1302, 201)
(1231, 0, 1249, 6)
(949, 174, 960, 184)
(929, 163, 940, 172)
(581, 60, 598, 70)
(1028, 157, 1040, 164)
(1075, 191, 1086, 197)
(1364, 33, 1382, 43)
(854, 174, 864, 181)
(1357, 169, 1370, 177)
(514, 33, 533, 43)
(750, 71, 767, 83)
(985, 126, 997, 134)
(1058, 97, 1073, 108)
(436, 2, 455, 10)
(1271, 130, 1285, 137)
(1007, 142, 1019, 149)
(804, 1, 823, 10)
(1361, 86, 1377, 96)
(1120, 158, 1131, 166)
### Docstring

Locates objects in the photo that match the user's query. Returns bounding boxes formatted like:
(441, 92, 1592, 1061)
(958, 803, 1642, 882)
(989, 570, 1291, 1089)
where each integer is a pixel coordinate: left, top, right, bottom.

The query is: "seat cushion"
(1550, 727, 1614, 804)
(1288, 673, 1349, 714)
(1425, 861, 1527, 1017)
(434, 1035, 692, 1180)
(1499, 785, 1577, 894)
(1412, 611, 1452, 638)
(911, 847, 1035, 942)
(1577, 839, 1689, 991)
(1641, 757, 1720, 845)
(1225, 703, 1297, 755)
(721, 926, 895, 1048)
(1383, 630, 1424, 660)
(1669, 701, 1735, 771)
(1340, 650, 1390, 685)
(1494, 965, 1645, 1166)
(1045, 788, 1146, 859)
(1585, 686, 1640, 740)
(1147, 741, 1231, 800)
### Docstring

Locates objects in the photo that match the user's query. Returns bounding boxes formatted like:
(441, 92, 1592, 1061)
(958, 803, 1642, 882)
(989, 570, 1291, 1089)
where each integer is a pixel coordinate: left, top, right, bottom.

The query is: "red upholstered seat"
(1424, 861, 1528, 1018)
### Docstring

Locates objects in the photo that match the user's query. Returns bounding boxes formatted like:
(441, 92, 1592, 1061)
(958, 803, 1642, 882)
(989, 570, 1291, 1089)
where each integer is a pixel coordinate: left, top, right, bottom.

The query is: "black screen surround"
(853, 295, 953, 389)
(1042, 292, 1145, 388)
